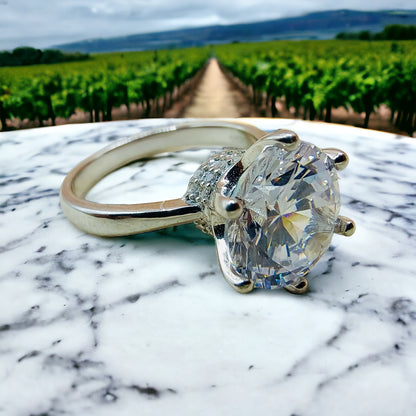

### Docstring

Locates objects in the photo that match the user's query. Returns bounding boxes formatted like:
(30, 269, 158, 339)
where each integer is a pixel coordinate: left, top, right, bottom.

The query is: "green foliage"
(0, 46, 89, 67)
(336, 24, 416, 40)
(379, 24, 416, 40)
(0, 47, 209, 129)
(214, 39, 416, 134)
(1, 40, 415, 135)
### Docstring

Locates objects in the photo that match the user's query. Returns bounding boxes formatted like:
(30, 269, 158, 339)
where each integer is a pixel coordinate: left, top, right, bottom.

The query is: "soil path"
(4, 58, 412, 137)
(181, 59, 255, 118)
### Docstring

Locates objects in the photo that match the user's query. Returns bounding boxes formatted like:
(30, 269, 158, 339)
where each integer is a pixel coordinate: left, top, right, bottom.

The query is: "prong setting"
(284, 277, 309, 294)
(323, 148, 349, 171)
(214, 194, 243, 220)
(241, 129, 300, 169)
(232, 280, 255, 294)
(213, 225, 255, 294)
(185, 128, 355, 294)
(335, 216, 356, 236)
(264, 129, 300, 151)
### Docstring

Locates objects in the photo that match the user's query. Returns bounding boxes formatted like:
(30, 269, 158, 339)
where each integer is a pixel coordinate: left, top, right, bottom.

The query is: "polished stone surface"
(1, 118, 416, 416)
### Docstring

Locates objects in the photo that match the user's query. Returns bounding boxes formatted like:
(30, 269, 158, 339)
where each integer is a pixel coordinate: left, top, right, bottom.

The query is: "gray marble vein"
(1, 118, 416, 416)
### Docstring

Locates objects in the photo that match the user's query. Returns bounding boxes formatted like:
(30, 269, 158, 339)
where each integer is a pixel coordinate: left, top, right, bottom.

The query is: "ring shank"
(60, 120, 265, 236)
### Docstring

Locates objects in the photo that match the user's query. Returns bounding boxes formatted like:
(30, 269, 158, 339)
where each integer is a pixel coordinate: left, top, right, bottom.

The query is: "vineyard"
(1, 40, 415, 135)
(0, 48, 209, 130)
(214, 40, 416, 136)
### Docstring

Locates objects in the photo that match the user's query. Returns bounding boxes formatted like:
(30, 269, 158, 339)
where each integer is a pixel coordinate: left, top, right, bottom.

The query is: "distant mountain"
(54, 9, 416, 53)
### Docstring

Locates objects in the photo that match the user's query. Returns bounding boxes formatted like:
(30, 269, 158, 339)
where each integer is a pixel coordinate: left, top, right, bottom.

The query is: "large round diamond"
(224, 142, 340, 289)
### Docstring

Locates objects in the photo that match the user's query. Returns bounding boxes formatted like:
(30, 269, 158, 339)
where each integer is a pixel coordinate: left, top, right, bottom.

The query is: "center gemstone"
(224, 141, 340, 289)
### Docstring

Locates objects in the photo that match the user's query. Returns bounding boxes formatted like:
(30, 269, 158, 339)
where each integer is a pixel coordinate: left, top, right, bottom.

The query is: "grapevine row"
(214, 40, 416, 136)
(0, 48, 209, 130)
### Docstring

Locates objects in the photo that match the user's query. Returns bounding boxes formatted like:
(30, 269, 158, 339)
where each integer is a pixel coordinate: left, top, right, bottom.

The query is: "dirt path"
(181, 59, 256, 118)
(174, 60, 410, 135)
(4, 58, 412, 137)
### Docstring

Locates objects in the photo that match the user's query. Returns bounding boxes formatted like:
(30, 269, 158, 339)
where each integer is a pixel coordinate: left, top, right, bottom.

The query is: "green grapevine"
(214, 40, 416, 135)
(0, 48, 209, 130)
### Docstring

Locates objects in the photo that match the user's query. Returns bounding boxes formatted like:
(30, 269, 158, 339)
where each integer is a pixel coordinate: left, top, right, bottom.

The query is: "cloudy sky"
(0, 0, 414, 50)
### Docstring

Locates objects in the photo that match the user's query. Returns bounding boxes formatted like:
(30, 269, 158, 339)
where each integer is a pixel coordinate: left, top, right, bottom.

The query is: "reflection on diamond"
(224, 142, 340, 289)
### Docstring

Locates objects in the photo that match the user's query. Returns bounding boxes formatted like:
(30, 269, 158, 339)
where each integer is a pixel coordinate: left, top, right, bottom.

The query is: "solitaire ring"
(60, 120, 355, 294)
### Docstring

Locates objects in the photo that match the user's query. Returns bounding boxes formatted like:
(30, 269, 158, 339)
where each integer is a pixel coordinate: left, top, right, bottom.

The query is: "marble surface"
(1, 118, 416, 416)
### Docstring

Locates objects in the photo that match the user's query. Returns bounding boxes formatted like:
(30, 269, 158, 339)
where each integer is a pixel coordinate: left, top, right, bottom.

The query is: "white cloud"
(0, 0, 415, 50)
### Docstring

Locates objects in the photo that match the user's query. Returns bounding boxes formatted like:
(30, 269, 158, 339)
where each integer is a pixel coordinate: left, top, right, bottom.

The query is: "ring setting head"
(185, 129, 354, 294)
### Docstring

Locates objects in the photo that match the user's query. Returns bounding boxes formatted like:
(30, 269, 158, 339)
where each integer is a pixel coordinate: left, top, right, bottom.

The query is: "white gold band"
(59, 120, 265, 236)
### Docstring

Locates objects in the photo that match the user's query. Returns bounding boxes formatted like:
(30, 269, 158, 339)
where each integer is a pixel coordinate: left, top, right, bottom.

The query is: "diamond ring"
(60, 120, 355, 294)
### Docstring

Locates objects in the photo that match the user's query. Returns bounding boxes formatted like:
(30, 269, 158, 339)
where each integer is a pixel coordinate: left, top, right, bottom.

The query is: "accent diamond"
(223, 141, 340, 289)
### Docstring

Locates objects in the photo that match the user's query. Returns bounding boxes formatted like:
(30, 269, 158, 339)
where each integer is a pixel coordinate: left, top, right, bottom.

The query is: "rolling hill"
(54, 9, 416, 53)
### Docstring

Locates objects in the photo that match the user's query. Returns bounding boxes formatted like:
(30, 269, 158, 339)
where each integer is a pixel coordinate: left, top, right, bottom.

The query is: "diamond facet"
(223, 141, 340, 289)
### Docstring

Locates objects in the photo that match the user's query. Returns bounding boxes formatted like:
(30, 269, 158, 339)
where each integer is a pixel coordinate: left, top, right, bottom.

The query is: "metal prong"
(334, 216, 356, 236)
(268, 129, 300, 150)
(214, 194, 243, 220)
(284, 277, 309, 295)
(232, 280, 255, 294)
(323, 148, 349, 171)
(214, 226, 255, 294)
(241, 129, 300, 169)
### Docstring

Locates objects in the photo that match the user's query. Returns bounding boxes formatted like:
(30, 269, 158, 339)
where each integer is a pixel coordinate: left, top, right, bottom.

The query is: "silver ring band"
(60, 120, 265, 237)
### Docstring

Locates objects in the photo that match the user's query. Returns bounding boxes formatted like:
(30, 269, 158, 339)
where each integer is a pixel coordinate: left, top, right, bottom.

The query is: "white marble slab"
(1, 118, 416, 416)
